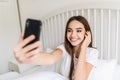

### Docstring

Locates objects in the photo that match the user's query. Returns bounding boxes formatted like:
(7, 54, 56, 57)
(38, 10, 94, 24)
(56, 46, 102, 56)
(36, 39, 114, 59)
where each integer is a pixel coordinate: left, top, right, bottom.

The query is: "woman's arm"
(13, 33, 62, 65)
(74, 47, 93, 80)
(25, 49, 62, 65)
(74, 32, 93, 80)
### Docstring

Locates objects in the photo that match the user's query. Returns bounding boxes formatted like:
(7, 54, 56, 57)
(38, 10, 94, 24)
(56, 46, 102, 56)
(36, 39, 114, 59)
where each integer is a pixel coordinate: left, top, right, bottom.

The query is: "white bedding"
(0, 65, 55, 80)
(1, 59, 120, 80)
(113, 64, 120, 80)
(14, 71, 67, 80)
(88, 59, 117, 80)
(0, 72, 20, 80)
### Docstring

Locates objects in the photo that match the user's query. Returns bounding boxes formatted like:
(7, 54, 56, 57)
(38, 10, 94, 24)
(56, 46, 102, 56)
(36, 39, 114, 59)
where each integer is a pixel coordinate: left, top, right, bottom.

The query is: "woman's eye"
(77, 30, 82, 32)
(67, 29, 72, 32)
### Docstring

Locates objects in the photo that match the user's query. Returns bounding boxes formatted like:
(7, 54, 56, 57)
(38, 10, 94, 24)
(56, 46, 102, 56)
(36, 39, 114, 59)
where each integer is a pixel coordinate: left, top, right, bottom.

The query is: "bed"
(0, 2, 120, 80)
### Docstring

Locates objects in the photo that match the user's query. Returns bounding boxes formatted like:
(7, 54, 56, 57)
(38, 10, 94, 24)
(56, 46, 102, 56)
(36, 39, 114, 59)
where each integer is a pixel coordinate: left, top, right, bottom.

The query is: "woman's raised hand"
(13, 33, 41, 64)
(81, 31, 91, 49)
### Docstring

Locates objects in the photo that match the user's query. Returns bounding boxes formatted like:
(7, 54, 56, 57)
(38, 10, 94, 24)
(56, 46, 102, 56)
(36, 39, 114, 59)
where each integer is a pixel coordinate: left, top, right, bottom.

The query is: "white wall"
(0, 0, 20, 74)
(18, 0, 120, 30)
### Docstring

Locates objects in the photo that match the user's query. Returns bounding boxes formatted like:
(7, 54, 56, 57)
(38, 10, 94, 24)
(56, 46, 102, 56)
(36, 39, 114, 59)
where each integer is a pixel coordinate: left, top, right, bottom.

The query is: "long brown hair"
(64, 16, 93, 80)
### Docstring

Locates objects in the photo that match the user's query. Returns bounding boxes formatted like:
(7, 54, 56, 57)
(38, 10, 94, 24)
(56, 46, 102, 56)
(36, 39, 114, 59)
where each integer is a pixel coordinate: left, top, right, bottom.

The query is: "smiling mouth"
(70, 39, 79, 42)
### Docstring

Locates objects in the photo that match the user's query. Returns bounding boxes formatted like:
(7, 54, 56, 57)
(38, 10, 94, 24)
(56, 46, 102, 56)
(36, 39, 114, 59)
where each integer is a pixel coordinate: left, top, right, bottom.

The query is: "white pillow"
(8, 58, 36, 73)
(88, 59, 117, 80)
(14, 71, 67, 80)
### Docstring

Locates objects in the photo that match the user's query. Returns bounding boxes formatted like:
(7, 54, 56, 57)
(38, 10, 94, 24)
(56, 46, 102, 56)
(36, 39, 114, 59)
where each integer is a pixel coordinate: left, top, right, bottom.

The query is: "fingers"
(13, 33, 42, 63)
(14, 42, 41, 63)
(18, 32, 24, 43)
(19, 35, 35, 48)
(85, 31, 91, 37)
(22, 41, 40, 53)
(81, 31, 91, 48)
(86, 31, 91, 44)
(14, 35, 35, 54)
(25, 47, 41, 58)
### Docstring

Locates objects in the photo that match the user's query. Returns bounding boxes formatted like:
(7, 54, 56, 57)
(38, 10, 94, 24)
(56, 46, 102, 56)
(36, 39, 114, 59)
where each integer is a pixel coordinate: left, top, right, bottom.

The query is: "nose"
(71, 31, 76, 37)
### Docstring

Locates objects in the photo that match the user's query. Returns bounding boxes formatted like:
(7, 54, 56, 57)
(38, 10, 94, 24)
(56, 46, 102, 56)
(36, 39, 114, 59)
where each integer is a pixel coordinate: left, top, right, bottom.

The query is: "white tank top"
(57, 44, 99, 78)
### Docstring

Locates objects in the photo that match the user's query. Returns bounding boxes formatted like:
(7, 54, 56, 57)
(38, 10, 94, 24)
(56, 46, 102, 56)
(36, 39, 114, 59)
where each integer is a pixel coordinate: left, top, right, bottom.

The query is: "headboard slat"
(107, 10, 111, 60)
(93, 9, 97, 47)
(100, 9, 104, 59)
(116, 10, 119, 60)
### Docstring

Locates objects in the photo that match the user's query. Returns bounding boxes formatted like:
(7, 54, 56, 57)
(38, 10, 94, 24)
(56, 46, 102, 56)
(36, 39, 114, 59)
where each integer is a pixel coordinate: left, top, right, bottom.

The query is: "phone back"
(24, 18, 42, 46)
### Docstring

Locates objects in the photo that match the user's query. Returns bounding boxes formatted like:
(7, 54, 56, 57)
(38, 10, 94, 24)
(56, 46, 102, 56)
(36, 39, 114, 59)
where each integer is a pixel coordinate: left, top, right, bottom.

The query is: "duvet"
(14, 71, 68, 80)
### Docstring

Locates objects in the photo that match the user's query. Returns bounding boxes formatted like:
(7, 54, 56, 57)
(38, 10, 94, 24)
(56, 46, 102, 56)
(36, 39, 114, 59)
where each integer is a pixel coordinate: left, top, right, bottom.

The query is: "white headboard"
(41, 2, 120, 64)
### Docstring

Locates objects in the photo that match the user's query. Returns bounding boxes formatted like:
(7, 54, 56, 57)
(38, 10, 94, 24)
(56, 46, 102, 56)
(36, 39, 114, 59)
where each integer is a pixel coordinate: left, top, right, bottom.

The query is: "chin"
(71, 43, 79, 47)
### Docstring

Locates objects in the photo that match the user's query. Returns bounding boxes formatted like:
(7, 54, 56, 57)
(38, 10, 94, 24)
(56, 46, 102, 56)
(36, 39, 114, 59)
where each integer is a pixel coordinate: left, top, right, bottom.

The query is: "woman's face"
(67, 20, 86, 47)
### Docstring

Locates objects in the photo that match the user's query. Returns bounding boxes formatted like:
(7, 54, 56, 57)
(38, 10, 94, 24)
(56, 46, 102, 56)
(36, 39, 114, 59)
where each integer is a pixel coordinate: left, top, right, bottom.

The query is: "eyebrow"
(67, 28, 83, 29)
(76, 28, 83, 29)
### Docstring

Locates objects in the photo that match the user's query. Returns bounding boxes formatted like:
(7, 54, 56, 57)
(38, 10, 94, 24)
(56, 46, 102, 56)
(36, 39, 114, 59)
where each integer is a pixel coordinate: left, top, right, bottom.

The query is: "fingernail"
(31, 35, 35, 39)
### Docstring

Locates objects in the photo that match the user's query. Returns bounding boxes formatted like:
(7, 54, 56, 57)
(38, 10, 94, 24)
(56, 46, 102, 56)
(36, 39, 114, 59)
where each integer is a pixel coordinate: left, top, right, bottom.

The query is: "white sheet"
(0, 65, 55, 80)
(0, 72, 19, 80)
(14, 71, 67, 80)
(113, 64, 120, 80)
(1, 62, 120, 80)
(16, 60, 120, 80)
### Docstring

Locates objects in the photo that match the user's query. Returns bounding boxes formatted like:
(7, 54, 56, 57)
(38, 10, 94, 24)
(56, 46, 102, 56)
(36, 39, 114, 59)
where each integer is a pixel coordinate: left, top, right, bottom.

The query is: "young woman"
(13, 16, 98, 80)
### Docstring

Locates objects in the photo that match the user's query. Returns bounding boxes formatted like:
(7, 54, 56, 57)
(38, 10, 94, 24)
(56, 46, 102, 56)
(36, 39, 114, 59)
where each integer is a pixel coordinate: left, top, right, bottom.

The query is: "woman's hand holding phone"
(13, 33, 42, 64)
(13, 18, 42, 63)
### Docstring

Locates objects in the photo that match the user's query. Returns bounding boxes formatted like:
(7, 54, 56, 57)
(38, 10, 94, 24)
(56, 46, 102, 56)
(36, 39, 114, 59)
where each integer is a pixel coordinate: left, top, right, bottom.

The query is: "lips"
(70, 39, 80, 46)
(70, 38, 78, 42)
(70, 37, 81, 43)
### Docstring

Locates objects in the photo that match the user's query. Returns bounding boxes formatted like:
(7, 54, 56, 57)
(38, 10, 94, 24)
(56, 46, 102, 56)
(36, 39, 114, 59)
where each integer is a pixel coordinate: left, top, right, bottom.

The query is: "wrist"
(81, 46, 87, 50)
(78, 60, 86, 63)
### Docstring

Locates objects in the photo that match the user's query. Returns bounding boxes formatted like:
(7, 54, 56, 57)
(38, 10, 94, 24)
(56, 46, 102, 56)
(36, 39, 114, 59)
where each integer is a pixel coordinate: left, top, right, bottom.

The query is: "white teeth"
(71, 39, 78, 42)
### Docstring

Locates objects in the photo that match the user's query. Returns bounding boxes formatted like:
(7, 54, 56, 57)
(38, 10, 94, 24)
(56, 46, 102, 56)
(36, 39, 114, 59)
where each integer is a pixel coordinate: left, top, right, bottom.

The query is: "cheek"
(82, 35, 85, 40)
(80, 34, 85, 40)
(66, 33, 70, 40)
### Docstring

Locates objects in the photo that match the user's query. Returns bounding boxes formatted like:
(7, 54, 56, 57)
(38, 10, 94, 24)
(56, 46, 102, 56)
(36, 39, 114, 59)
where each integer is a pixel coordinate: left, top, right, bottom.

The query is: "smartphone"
(23, 18, 42, 46)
